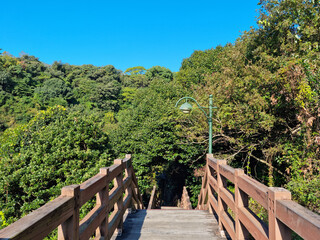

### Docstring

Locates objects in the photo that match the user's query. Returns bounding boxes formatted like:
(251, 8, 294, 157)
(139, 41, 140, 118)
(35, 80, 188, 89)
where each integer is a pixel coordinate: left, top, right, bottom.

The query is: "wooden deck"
(1, 154, 319, 240)
(113, 208, 226, 240)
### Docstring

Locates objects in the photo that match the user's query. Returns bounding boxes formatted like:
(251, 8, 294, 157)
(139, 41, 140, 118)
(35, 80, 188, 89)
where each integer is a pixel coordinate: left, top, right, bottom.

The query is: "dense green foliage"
(110, 78, 203, 204)
(0, 106, 114, 224)
(178, 0, 320, 212)
(0, 0, 319, 230)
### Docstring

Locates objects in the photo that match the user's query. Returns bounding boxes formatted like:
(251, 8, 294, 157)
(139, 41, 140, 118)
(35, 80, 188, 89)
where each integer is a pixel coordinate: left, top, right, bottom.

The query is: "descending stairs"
(113, 208, 225, 240)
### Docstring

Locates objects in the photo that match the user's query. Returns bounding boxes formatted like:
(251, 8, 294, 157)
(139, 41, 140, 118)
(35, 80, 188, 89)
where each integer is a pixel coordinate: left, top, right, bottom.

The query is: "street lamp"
(175, 95, 217, 154)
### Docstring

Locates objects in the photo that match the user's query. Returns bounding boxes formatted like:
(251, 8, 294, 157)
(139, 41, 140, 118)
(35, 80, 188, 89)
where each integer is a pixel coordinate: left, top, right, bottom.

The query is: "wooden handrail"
(180, 186, 192, 210)
(147, 185, 157, 209)
(197, 154, 320, 240)
(0, 154, 144, 240)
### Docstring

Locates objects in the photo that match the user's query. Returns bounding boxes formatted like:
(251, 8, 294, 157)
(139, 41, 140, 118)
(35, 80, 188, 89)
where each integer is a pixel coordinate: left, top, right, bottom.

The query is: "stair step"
(160, 206, 183, 210)
(112, 209, 225, 240)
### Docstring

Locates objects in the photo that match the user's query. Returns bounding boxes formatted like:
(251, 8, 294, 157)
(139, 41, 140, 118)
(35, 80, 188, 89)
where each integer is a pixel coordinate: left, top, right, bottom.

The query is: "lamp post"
(175, 95, 216, 154)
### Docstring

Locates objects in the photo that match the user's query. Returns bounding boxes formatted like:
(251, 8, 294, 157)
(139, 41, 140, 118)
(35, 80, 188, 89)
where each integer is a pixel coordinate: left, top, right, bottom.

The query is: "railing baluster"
(235, 169, 250, 240)
(95, 167, 109, 239)
(205, 156, 210, 214)
(217, 159, 227, 235)
(131, 168, 144, 209)
(124, 154, 136, 212)
(268, 187, 292, 240)
(124, 157, 131, 196)
(58, 185, 80, 240)
(114, 159, 124, 236)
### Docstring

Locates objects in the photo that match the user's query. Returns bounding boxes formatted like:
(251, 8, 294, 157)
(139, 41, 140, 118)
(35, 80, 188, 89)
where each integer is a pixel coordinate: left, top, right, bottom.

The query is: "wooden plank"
(208, 194, 219, 215)
(79, 204, 108, 240)
(122, 157, 131, 169)
(131, 182, 140, 205)
(209, 175, 218, 193)
(148, 186, 157, 209)
(268, 187, 291, 240)
(198, 193, 203, 210)
(108, 163, 124, 181)
(219, 165, 235, 183)
(95, 168, 109, 239)
(58, 185, 80, 240)
(108, 210, 121, 238)
(123, 154, 132, 169)
(119, 209, 222, 239)
(220, 211, 235, 240)
(108, 172, 131, 210)
(201, 188, 208, 210)
(113, 160, 124, 233)
(109, 186, 124, 211)
(122, 176, 132, 192)
(201, 171, 208, 189)
(80, 174, 107, 206)
(0, 196, 73, 240)
(207, 156, 218, 171)
(276, 199, 320, 240)
(131, 169, 144, 209)
(128, 164, 144, 209)
(217, 159, 227, 231)
(238, 207, 268, 240)
(123, 193, 132, 211)
(234, 169, 250, 240)
(108, 194, 132, 238)
(219, 187, 235, 213)
(237, 175, 268, 209)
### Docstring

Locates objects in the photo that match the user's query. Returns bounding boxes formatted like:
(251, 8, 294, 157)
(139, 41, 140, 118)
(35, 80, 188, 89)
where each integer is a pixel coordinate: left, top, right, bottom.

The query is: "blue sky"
(1, 0, 260, 72)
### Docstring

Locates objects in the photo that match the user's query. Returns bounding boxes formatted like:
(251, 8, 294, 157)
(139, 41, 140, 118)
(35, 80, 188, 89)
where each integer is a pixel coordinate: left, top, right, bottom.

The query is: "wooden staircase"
(112, 209, 225, 240)
(1, 154, 320, 240)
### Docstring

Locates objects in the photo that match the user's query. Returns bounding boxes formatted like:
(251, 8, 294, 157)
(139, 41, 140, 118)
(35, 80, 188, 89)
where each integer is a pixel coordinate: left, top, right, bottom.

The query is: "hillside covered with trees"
(1, 0, 319, 229)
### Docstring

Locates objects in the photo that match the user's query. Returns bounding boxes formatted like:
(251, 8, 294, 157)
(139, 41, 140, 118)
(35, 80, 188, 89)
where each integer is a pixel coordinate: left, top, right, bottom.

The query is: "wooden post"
(125, 154, 132, 161)
(202, 171, 209, 211)
(206, 154, 213, 213)
(58, 184, 80, 240)
(124, 156, 132, 194)
(235, 169, 250, 240)
(125, 156, 134, 212)
(95, 167, 109, 239)
(199, 176, 204, 210)
(131, 167, 144, 209)
(217, 159, 227, 236)
(114, 159, 124, 236)
(268, 187, 292, 240)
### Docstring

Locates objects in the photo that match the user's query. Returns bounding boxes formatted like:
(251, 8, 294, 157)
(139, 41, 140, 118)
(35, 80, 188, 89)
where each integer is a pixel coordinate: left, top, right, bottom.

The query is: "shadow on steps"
(113, 210, 147, 240)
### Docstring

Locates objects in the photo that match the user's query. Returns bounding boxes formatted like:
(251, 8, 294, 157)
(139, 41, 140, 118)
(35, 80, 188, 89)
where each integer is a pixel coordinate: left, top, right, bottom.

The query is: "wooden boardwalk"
(1, 154, 319, 240)
(113, 208, 226, 240)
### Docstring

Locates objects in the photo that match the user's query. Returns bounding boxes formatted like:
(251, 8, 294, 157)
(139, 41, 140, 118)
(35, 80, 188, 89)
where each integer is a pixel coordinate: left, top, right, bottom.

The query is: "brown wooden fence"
(197, 154, 320, 240)
(0, 154, 144, 240)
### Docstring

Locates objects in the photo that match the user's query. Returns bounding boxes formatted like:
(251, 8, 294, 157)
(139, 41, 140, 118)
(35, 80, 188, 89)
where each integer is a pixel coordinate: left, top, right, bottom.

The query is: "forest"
(0, 0, 319, 229)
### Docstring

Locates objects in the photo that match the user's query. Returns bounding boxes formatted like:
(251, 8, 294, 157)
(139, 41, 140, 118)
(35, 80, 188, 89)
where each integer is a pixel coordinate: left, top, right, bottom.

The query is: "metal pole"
(175, 95, 216, 154)
(208, 95, 213, 154)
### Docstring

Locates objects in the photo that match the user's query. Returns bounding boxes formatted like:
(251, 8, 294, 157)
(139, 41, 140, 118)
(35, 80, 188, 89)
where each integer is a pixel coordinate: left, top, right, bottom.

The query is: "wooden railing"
(179, 186, 192, 210)
(147, 185, 157, 209)
(0, 154, 144, 240)
(197, 154, 320, 240)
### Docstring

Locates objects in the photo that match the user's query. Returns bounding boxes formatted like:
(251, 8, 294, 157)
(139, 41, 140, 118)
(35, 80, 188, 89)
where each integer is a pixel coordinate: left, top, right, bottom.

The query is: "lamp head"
(179, 102, 193, 114)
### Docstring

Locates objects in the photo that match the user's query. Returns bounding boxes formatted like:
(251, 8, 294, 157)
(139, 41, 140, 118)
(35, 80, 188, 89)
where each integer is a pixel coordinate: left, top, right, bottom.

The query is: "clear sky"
(1, 0, 260, 72)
